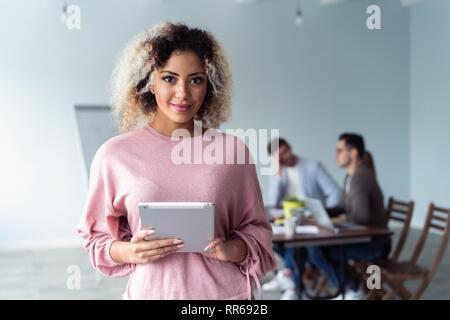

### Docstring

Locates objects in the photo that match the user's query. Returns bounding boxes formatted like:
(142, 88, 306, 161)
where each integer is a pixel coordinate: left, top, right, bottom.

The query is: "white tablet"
(138, 202, 215, 253)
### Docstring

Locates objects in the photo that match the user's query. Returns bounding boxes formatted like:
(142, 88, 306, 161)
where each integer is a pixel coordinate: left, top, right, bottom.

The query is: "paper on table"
(271, 224, 320, 235)
(271, 224, 285, 235)
(295, 225, 320, 234)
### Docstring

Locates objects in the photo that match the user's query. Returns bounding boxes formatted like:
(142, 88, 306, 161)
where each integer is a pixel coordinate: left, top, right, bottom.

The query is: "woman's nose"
(175, 82, 190, 100)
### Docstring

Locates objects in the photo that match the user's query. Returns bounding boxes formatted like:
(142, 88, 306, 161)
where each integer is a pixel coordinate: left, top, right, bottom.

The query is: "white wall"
(0, 0, 410, 249)
(410, 0, 450, 227)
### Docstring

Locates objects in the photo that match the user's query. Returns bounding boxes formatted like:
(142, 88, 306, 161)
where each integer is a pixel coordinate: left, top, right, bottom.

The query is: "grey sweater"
(328, 164, 388, 229)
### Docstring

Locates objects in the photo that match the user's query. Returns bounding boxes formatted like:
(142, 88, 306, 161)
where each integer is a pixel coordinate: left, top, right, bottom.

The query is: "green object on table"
(281, 196, 305, 219)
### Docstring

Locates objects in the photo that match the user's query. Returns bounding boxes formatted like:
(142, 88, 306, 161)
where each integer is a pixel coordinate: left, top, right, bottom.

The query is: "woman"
(77, 22, 275, 300)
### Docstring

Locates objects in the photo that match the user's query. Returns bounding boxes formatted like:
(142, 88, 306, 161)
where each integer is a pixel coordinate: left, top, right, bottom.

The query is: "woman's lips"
(170, 103, 192, 113)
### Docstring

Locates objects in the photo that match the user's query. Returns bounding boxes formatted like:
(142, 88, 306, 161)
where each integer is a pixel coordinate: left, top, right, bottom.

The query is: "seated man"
(264, 137, 341, 299)
(306, 133, 391, 299)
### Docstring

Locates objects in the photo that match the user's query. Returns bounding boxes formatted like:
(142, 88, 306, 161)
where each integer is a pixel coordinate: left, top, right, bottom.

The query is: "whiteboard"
(74, 105, 119, 178)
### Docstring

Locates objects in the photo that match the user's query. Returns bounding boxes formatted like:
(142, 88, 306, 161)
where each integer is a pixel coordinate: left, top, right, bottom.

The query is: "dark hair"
(139, 24, 215, 117)
(339, 133, 365, 159)
(362, 150, 377, 178)
(151, 24, 215, 68)
(267, 137, 290, 155)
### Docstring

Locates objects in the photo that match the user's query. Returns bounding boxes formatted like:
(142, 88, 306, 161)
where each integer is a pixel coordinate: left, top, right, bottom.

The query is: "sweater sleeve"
(77, 145, 135, 277)
(315, 161, 342, 208)
(267, 173, 283, 208)
(227, 155, 276, 299)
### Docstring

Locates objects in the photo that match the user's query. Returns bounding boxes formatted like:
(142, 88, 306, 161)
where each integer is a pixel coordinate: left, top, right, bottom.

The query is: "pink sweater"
(77, 124, 275, 299)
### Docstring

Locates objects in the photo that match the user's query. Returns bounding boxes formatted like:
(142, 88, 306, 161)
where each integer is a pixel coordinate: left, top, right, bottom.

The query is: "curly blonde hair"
(110, 22, 232, 133)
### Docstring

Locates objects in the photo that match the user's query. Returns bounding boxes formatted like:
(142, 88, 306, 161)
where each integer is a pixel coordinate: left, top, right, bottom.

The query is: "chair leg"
(395, 282, 413, 300)
(380, 278, 412, 300)
(379, 273, 401, 300)
(382, 290, 397, 300)
(312, 274, 329, 296)
(366, 288, 386, 300)
(366, 290, 377, 300)
(410, 277, 430, 300)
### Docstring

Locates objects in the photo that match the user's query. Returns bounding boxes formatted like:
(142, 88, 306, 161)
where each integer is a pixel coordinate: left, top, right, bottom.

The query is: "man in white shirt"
(264, 137, 341, 299)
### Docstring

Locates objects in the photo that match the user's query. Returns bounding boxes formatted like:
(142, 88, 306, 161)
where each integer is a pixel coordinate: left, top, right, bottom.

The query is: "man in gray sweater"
(328, 134, 387, 228)
(306, 133, 391, 299)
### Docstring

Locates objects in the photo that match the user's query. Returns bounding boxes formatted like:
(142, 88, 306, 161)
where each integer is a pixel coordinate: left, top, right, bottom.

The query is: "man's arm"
(267, 173, 284, 208)
(315, 161, 342, 208)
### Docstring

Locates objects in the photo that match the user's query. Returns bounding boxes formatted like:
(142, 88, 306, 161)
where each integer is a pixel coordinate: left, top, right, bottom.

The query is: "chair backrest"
(386, 197, 414, 261)
(410, 203, 450, 277)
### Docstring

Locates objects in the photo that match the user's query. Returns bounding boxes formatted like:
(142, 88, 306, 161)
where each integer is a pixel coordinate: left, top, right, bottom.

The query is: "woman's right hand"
(126, 229, 184, 264)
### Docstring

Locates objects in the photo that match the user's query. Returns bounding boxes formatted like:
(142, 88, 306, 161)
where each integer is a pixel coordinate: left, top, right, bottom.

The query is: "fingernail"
(173, 239, 183, 244)
(203, 245, 210, 252)
(148, 230, 155, 235)
(176, 244, 184, 248)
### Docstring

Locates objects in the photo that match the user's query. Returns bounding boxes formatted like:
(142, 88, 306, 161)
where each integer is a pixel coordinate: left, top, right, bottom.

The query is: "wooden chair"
(357, 197, 414, 299)
(375, 203, 450, 300)
(312, 197, 414, 297)
(385, 197, 415, 262)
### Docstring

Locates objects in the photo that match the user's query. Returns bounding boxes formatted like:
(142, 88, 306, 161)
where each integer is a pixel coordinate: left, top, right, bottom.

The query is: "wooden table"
(271, 224, 393, 299)
(272, 225, 392, 247)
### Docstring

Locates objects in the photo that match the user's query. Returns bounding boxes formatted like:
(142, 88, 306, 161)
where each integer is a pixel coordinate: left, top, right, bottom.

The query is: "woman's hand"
(202, 238, 247, 263)
(110, 229, 184, 264)
(129, 229, 184, 264)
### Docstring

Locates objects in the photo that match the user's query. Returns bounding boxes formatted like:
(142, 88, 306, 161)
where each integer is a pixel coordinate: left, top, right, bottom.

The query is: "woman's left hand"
(202, 238, 247, 263)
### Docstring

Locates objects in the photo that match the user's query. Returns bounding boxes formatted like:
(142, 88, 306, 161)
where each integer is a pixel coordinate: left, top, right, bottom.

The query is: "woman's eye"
(162, 76, 174, 83)
(191, 77, 204, 85)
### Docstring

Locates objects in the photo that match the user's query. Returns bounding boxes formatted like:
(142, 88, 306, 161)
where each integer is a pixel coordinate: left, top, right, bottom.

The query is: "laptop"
(303, 197, 365, 232)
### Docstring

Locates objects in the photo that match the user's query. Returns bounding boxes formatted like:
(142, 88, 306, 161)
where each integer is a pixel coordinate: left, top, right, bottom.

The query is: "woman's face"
(151, 50, 208, 128)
